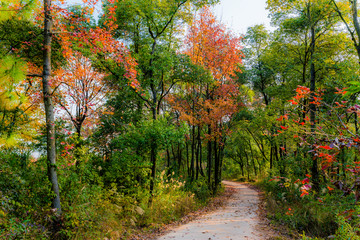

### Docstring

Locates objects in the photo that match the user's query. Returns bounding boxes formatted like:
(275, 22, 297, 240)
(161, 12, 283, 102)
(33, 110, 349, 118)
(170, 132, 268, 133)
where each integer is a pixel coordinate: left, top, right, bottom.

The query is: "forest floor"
(155, 181, 284, 240)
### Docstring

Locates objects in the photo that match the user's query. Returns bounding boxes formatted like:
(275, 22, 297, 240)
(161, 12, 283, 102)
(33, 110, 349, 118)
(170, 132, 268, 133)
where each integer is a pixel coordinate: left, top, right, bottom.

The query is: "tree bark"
(149, 107, 157, 203)
(190, 125, 195, 180)
(207, 125, 212, 187)
(195, 125, 201, 180)
(309, 10, 320, 192)
(214, 140, 220, 192)
(198, 128, 205, 177)
(43, 0, 61, 215)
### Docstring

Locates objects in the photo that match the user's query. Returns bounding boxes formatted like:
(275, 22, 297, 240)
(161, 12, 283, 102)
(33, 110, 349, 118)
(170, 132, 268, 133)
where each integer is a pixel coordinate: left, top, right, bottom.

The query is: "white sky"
(64, 0, 272, 35)
(214, 0, 272, 35)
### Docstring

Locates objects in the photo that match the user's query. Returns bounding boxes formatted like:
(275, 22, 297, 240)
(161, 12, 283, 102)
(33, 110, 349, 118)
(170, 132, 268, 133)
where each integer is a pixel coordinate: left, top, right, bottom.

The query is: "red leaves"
(300, 190, 309, 197)
(295, 86, 310, 96)
(186, 7, 243, 81)
(300, 184, 311, 197)
(169, 6, 243, 143)
(309, 96, 322, 106)
(53, 52, 110, 136)
(335, 87, 348, 96)
(280, 125, 288, 130)
(276, 114, 288, 121)
(288, 99, 298, 105)
(285, 208, 293, 215)
(301, 178, 310, 184)
(318, 145, 332, 150)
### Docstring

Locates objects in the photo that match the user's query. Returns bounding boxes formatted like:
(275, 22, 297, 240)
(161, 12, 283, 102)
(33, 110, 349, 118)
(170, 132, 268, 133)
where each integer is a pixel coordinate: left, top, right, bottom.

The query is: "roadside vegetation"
(3, 0, 360, 239)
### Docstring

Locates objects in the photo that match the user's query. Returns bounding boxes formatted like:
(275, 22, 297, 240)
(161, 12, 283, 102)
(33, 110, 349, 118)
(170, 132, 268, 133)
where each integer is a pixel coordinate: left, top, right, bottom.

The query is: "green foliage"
(184, 177, 212, 201)
(0, 150, 53, 239)
(258, 178, 336, 237)
(334, 216, 360, 240)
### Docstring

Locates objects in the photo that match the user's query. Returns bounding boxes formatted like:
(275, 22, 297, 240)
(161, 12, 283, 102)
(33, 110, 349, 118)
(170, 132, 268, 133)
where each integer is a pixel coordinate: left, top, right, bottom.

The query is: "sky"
(64, 0, 272, 36)
(213, 0, 272, 35)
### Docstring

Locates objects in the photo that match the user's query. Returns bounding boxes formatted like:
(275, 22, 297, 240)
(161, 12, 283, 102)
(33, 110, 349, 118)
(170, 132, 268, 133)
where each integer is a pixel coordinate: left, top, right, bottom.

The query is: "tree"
(266, 0, 347, 190)
(331, 0, 360, 64)
(42, 0, 62, 215)
(0, 1, 44, 146)
(54, 52, 107, 138)
(243, 24, 274, 106)
(101, 0, 219, 199)
(178, 6, 243, 191)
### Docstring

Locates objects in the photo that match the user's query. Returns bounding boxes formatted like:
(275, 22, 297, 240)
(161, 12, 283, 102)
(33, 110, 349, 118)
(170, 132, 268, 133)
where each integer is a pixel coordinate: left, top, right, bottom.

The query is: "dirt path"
(157, 181, 277, 240)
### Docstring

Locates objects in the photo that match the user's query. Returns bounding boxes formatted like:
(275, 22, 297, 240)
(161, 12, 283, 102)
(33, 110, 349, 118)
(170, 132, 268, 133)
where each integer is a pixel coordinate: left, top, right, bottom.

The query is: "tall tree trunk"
(166, 148, 171, 168)
(214, 140, 220, 192)
(244, 149, 250, 181)
(190, 125, 195, 180)
(195, 125, 201, 180)
(177, 144, 182, 173)
(249, 140, 257, 176)
(238, 153, 245, 177)
(207, 125, 212, 187)
(355, 112, 358, 135)
(219, 144, 224, 184)
(149, 107, 157, 202)
(274, 143, 281, 174)
(269, 145, 273, 170)
(351, 0, 360, 63)
(43, 0, 61, 215)
(186, 141, 190, 176)
(309, 9, 320, 191)
(198, 128, 205, 177)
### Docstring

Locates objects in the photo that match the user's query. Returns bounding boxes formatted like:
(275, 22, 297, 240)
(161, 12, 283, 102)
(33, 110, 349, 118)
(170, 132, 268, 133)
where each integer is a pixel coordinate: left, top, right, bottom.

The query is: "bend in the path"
(158, 181, 276, 240)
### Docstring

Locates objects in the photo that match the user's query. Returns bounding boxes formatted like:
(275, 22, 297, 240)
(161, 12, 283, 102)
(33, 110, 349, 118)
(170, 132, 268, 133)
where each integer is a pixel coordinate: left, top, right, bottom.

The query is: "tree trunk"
(244, 149, 250, 181)
(207, 125, 212, 187)
(177, 143, 182, 173)
(214, 140, 220, 192)
(186, 141, 190, 176)
(190, 125, 195, 180)
(195, 125, 201, 180)
(43, 0, 61, 215)
(198, 128, 205, 177)
(149, 107, 157, 203)
(309, 11, 320, 192)
(166, 148, 171, 168)
(238, 153, 245, 177)
(269, 145, 273, 170)
(248, 140, 257, 176)
(351, 0, 360, 64)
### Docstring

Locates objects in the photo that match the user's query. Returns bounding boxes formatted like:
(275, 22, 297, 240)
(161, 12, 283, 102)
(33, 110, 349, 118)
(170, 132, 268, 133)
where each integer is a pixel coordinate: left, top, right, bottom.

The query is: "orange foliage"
(186, 7, 243, 81)
(53, 52, 108, 136)
(169, 7, 244, 143)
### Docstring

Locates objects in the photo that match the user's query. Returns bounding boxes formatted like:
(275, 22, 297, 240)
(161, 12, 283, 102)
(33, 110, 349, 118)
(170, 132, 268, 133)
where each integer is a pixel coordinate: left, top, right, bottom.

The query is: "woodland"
(2, 0, 360, 239)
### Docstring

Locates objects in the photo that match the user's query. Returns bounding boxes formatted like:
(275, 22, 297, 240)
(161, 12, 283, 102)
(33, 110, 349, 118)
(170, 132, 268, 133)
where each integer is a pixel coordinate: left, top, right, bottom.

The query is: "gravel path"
(157, 181, 276, 240)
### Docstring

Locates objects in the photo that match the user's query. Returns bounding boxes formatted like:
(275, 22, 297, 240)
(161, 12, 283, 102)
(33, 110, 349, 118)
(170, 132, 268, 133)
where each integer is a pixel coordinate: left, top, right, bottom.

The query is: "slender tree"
(42, 0, 61, 215)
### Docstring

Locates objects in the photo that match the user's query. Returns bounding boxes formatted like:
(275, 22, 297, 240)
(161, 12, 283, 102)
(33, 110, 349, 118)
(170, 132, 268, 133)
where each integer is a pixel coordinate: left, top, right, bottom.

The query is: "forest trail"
(157, 181, 277, 240)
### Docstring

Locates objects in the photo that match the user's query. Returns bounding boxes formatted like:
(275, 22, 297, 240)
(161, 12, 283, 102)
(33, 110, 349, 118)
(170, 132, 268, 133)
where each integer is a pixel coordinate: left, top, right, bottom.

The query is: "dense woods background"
(2, 0, 360, 239)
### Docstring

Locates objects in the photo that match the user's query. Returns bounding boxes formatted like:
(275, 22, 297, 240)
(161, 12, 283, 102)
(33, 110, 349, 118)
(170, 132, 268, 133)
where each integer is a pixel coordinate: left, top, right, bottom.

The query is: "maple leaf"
(318, 145, 332, 150)
(288, 99, 298, 105)
(301, 178, 310, 184)
(300, 190, 309, 197)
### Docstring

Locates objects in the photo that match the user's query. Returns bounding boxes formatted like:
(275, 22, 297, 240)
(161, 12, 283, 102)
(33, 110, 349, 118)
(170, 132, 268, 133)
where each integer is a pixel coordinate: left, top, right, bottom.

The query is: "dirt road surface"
(157, 181, 277, 240)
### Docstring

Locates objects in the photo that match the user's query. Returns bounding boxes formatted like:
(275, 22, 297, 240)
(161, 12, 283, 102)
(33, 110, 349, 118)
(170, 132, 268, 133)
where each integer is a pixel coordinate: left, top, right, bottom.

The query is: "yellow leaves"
(0, 0, 41, 22)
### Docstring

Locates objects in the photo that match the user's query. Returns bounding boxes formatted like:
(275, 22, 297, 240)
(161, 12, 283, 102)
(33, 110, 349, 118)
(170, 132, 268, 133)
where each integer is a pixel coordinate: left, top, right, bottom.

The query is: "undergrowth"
(0, 148, 213, 239)
(257, 176, 360, 240)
